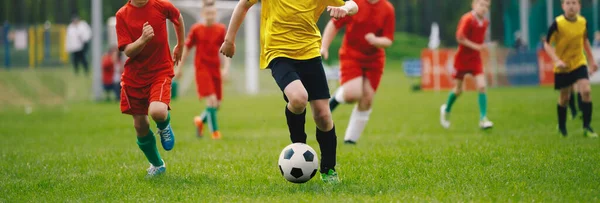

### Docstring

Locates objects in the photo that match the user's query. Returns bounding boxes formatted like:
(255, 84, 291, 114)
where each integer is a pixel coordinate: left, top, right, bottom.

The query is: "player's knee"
(359, 93, 374, 110)
(343, 88, 362, 103)
(559, 94, 570, 106)
(477, 86, 486, 93)
(287, 91, 308, 110)
(453, 88, 463, 96)
(581, 89, 592, 101)
(149, 109, 168, 122)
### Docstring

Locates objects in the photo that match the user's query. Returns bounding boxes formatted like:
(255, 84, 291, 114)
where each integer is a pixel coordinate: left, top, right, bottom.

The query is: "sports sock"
(156, 112, 171, 130)
(200, 111, 208, 123)
(478, 92, 488, 120)
(344, 106, 371, 142)
(285, 105, 307, 143)
(206, 107, 219, 132)
(568, 92, 577, 117)
(581, 101, 592, 129)
(445, 92, 458, 113)
(330, 87, 345, 112)
(137, 130, 164, 167)
(578, 93, 584, 112)
(316, 126, 337, 173)
(557, 104, 568, 131)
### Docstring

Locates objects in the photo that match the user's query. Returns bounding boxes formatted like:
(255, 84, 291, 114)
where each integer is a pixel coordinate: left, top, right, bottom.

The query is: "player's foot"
(571, 112, 578, 120)
(194, 116, 204, 138)
(212, 131, 222, 140)
(157, 124, 175, 151)
(320, 169, 340, 184)
(344, 140, 356, 145)
(440, 104, 450, 129)
(558, 125, 568, 137)
(479, 117, 493, 129)
(146, 161, 166, 178)
(584, 127, 598, 138)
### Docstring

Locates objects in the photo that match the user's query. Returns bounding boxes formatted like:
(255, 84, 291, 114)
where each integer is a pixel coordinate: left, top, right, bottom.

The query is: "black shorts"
(554, 66, 589, 90)
(269, 57, 330, 102)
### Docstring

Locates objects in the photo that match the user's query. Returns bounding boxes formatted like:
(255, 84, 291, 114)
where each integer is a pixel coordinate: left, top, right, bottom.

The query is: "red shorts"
(452, 65, 483, 80)
(340, 58, 384, 91)
(120, 77, 172, 115)
(196, 73, 222, 101)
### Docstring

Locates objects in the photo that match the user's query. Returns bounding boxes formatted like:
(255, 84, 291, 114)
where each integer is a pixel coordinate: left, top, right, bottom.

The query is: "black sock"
(557, 104, 567, 131)
(568, 93, 577, 116)
(316, 126, 337, 173)
(285, 106, 307, 144)
(578, 93, 584, 112)
(581, 101, 592, 129)
(329, 97, 340, 112)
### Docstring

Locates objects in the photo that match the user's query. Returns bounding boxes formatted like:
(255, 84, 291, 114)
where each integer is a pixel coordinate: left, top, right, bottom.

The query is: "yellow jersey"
(546, 15, 589, 73)
(248, 0, 346, 69)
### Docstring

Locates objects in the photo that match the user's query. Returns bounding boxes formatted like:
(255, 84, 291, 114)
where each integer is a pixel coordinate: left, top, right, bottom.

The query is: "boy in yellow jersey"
(220, 0, 358, 183)
(544, 0, 598, 137)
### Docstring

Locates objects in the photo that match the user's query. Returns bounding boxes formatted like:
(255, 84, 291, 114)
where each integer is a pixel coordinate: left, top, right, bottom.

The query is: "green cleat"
(321, 169, 340, 184)
(584, 127, 598, 138)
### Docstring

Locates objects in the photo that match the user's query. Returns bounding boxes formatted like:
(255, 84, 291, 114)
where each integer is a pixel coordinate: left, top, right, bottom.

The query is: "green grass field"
(1, 63, 600, 202)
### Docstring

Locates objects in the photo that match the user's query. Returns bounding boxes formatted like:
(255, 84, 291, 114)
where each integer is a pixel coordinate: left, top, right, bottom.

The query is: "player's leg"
(300, 57, 339, 183)
(576, 77, 597, 137)
(72, 52, 80, 75)
(133, 114, 166, 177)
(568, 85, 578, 119)
(271, 58, 309, 144)
(557, 87, 571, 136)
(205, 94, 221, 139)
(329, 59, 362, 111)
(343, 65, 382, 144)
(440, 72, 464, 128)
(475, 74, 493, 129)
(148, 78, 175, 151)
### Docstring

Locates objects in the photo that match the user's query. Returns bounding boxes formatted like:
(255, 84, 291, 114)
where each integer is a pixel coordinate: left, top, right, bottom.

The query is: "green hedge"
(323, 32, 428, 65)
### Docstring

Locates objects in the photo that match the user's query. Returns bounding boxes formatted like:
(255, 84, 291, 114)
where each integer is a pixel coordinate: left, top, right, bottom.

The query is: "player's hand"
(173, 44, 183, 66)
(589, 63, 598, 75)
(365, 33, 376, 45)
(221, 68, 229, 79)
(555, 60, 567, 69)
(327, 6, 349, 19)
(320, 48, 329, 60)
(141, 22, 154, 43)
(220, 40, 236, 58)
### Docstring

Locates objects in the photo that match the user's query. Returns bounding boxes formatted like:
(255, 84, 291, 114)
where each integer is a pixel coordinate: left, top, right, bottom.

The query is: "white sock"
(344, 106, 372, 142)
(334, 87, 346, 103)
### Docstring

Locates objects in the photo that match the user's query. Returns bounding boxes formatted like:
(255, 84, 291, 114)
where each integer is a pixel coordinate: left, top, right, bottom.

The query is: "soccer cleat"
(146, 161, 166, 178)
(157, 124, 175, 151)
(584, 127, 598, 138)
(194, 116, 204, 138)
(479, 117, 493, 129)
(321, 169, 340, 184)
(440, 104, 451, 129)
(212, 131, 222, 140)
(344, 140, 356, 145)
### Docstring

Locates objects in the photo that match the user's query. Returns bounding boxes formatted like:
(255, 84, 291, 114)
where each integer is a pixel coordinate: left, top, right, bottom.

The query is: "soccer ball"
(278, 143, 319, 183)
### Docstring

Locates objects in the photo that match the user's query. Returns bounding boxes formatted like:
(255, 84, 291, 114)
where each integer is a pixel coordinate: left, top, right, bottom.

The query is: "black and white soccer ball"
(278, 143, 319, 183)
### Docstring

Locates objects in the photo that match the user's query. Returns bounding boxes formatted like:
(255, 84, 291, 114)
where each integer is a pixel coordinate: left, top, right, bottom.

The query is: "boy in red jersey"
(322, 0, 395, 144)
(440, 0, 493, 129)
(116, 0, 185, 177)
(177, 1, 229, 139)
(101, 47, 119, 102)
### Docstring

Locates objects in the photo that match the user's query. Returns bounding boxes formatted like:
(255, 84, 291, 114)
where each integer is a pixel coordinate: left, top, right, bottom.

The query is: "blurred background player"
(116, 0, 185, 177)
(220, 0, 357, 183)
(440, 0, 494, 130)
(101, 46, 121, 102)
(65, 15, 92, 76)
(322, 0, 395, 145)
(543, 0, 598, 137)
(177, 0, 230, 139)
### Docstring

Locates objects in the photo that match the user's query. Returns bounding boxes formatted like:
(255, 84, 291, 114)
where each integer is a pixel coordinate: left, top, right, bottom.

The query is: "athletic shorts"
(269, 57, 330, 102)
(339, 58, 384, 91)
(195, 73, 222, 101)
(555, 65, 589, 90)
(120, 77, 172, 115)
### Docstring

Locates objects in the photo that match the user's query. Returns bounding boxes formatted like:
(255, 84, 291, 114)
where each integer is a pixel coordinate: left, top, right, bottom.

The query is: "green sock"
(137, 130, 164, 167)
(207, 107, 218, 132)
(156, 112, 171, 130)
(200, 111, 208, 123)
(478, 93, 488, 120)
(445, 92, 458, 112)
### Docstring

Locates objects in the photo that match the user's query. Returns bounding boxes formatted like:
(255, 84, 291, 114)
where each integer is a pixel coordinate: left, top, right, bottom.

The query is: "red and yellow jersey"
(247, 0, 347, 69)
(185, 23, 226, 76)
(115, 0, 181, 87)
(454, 12, 489, 70)
(333, 0, 395, 61)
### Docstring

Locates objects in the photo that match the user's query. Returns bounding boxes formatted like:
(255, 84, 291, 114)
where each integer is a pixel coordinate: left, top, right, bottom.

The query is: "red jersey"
(454, 12, 489, 70)
(184, 23, 226, 76)
(102, 54, 115, 85)
(115, 0, 181, 87)
(333, 0, 395, 61)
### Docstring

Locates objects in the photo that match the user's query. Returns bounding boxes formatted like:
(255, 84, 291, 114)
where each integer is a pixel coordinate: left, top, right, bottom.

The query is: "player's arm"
(171, 14, 185, 65)
(220, 0, 255, 57)
(584, 30, 598, 73)
(320, 20, 340, 60)
(327, 0, 358, 19)
(455, 17, 483, 51)
(543, 21, 565, 67)
(122, 22, 154, 58)
(220, 54, 231, 78)
(366, 10, 395, 49)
